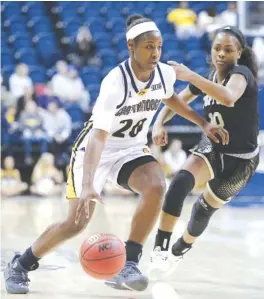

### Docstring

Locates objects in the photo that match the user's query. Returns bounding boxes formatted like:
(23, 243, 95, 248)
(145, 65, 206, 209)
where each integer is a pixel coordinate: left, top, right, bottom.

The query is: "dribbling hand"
(75, 186, 103, 225)
(152, 125, 168, 146)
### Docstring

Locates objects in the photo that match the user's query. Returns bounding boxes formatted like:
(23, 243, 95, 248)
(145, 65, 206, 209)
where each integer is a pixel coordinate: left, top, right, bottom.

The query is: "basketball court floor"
(1, 194, 264, 299)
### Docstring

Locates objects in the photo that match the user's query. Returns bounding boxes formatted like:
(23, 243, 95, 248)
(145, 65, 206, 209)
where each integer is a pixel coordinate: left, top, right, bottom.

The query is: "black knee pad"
(163, 170, 195, 217)
(187, 196, 218, 237)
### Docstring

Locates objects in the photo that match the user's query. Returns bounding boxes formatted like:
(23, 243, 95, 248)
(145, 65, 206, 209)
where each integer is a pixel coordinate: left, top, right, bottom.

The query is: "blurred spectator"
(2, 106, 19, 155)
(1, 156, 28, 197)
(167, 1, 197, 39)
(163, 139, 187, 179)
(50, 60, 69, 99)
(68, 25, 100, 67)
(30, 153, 63, 196)
(9, 64, 33, 99)
(67, 65, 90, 112)
(37, 85, 61, 109)
(217, 2, 238, 27)
(150, 144, 171, 179)
(5, 105, 17, 125)
(197, 6, 219, 36)
(1, 75, 16, 108)
(1, 110, 11, 152)
(252, 37, 264, 82)
(19, 101, 49, 165)
(198, 3, 237, 39)
(41, 101, 72, 165)
(15, 86, 37, 120)
(50, 62, 90, 111)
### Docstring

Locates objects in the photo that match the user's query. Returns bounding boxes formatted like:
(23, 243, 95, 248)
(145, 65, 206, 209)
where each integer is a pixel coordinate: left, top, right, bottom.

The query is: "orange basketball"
(79, 233, 126, 279)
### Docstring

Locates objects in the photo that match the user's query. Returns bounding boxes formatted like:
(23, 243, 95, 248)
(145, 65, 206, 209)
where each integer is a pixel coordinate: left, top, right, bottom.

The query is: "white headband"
(126, 22, 160, 41)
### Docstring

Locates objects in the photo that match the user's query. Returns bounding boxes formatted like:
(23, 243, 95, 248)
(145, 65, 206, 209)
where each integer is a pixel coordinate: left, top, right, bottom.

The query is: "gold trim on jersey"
(137, 88, 149, 96)
(143, 147, 152, 154)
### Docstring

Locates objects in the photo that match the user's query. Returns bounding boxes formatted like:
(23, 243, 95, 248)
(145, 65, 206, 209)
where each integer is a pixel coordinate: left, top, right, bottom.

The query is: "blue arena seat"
(1, 51, 15, 66)
(88, 19, 106, 34)
(101, 7, 121, 19)
(29, 66, 47, 83)
(117, 50, 129, 63)
(15, 48, 39, 66)
(2, 65, 15, 82)
(9, 33, 33, 50)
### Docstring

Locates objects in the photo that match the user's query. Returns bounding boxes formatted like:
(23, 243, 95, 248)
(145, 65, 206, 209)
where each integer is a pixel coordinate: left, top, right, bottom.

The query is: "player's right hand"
(202, 122, 229, 145)
(75, 186, 103, 224)
(152, 124, 168, 146)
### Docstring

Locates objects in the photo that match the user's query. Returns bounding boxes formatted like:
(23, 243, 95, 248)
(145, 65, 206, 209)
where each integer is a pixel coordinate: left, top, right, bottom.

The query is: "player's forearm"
(157, 87, 198, 126)
(82, 129, 108, 187)
(154, 105, 176, 126)
(163, 93, 207, 129)
(188, 72, 234, 107)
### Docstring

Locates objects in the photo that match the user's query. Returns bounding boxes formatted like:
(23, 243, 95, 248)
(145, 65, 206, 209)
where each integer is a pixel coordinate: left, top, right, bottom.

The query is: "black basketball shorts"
(190, 136, 259, 203)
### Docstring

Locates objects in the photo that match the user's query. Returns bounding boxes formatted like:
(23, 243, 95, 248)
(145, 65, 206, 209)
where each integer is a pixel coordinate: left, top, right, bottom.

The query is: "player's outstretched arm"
(163, 93, 229, 145)
(168, 61, 247, 107)
(75, 129, 108, 224)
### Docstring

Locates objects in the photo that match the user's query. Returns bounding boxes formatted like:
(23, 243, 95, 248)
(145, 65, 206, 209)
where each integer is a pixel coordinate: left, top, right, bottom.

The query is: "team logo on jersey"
(115, 99, 161, 116)
(143, 147, 152, 154)
(137, 88, 149, 96)
(151, 83, 162, 91)
(203, 95, 222, 107)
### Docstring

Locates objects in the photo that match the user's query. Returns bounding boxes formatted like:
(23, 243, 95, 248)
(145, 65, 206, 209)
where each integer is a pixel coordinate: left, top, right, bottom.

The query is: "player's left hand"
(167, 61, 193, 81)
(202, 122, 229, 145)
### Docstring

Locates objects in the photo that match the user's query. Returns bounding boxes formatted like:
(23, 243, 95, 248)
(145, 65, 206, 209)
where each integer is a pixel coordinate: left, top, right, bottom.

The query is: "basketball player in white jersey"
(4, 14, 228, 293)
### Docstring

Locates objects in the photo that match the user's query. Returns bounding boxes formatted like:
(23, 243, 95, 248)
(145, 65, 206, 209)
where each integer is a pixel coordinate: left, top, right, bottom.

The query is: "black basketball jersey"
(189, 65, 259, 154)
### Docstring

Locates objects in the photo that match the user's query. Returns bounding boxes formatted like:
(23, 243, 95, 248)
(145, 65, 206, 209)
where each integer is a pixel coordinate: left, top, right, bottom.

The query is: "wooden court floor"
(1, 195, 264, 299)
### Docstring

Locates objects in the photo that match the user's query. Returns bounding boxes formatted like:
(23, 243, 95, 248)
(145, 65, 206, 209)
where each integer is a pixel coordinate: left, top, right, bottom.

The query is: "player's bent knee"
(144, 179, 166, 199)
(162, 169, 195, 217)
(187, 196, 218, 237)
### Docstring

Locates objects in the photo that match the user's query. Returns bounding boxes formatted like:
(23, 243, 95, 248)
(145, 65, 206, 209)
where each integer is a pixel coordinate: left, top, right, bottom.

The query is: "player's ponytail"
(238, 45, 258, 78)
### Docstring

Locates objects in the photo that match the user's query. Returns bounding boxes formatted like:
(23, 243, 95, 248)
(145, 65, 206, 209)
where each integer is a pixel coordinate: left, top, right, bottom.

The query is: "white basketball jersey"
(81, 59, 176, 149)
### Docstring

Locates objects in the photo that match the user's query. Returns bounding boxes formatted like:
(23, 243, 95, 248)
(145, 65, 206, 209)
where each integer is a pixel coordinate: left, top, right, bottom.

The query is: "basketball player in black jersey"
(150, 26, 259, 273)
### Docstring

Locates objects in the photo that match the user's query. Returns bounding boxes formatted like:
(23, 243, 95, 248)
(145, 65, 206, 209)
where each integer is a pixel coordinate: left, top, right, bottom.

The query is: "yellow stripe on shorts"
(66, 156, 77, 199)
(72, 121, 93, 152)
(66, 121, 93, 199)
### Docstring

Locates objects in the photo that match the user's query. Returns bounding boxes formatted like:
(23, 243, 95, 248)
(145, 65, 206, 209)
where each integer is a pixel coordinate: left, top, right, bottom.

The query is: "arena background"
(1, 2, 264, 299)
(1, 1, 264, 203)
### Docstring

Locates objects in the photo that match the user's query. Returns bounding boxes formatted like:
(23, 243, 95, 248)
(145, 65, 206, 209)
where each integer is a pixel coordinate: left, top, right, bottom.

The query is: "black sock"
(125, 240, 143, 264)
(154, 229, 172, 251)
(172, 237, 192, 256)
(18, 247, 41, 271)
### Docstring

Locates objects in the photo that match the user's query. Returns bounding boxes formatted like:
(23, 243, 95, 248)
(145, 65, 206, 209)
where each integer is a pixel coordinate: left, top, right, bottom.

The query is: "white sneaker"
(148, 247, 183, 280)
